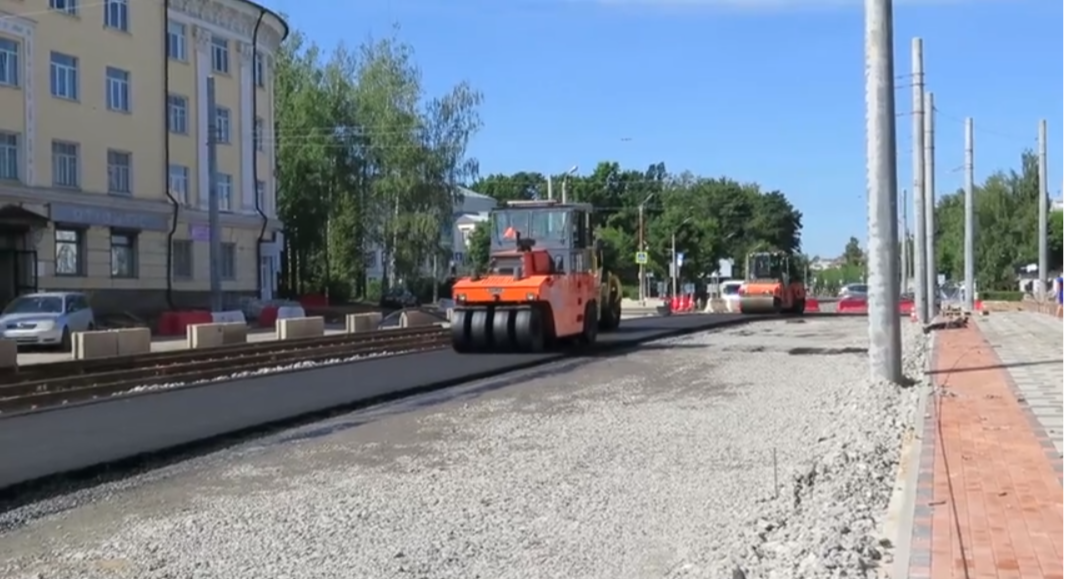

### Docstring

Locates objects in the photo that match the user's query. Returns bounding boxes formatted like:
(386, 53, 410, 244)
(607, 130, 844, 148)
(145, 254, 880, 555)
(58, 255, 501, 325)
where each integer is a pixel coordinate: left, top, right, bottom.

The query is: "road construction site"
(0, 315, 929, 579)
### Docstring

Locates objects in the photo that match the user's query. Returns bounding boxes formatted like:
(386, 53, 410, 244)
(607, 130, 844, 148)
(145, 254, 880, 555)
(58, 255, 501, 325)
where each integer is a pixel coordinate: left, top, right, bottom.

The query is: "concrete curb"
(881, 331, 936, 579)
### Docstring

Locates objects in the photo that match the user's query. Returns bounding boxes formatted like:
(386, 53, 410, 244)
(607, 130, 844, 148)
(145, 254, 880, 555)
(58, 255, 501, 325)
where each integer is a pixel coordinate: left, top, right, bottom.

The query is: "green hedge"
(981, 290, 1025, 302)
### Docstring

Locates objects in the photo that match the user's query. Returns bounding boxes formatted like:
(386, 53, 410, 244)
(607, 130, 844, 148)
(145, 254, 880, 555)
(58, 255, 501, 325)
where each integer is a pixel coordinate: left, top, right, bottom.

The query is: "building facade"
(0, 0, 287, 314)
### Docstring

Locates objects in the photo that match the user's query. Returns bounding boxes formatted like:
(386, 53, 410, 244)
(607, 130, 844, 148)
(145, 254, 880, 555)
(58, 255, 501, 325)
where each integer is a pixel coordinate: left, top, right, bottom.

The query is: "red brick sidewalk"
(908, 324, 1064, 579)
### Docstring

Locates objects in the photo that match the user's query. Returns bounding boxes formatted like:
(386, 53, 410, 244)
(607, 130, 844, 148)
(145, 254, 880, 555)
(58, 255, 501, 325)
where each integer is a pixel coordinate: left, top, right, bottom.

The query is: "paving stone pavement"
(976, 312, 1064, 455)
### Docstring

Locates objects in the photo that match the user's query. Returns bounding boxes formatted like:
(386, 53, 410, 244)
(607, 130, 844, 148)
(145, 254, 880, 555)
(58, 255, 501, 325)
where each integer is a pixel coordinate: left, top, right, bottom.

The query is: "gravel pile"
(0, 318, 926, 579)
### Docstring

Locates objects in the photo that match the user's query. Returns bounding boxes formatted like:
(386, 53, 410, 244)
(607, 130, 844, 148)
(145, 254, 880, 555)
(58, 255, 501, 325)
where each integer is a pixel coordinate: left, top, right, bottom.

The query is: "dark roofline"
(235, 0, 289, 41)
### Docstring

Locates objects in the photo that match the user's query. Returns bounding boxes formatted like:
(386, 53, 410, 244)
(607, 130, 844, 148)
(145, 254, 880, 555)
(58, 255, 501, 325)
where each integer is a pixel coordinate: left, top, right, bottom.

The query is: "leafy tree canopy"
(932, 151, 1061, 291)
(468, 162, 804, 286)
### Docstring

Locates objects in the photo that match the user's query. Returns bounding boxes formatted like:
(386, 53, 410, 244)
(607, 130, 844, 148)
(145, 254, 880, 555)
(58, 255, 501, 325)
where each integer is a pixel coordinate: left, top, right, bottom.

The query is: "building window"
(51, 141, 79, 187)
(54, 228, 85, 276)
(220, 243, 236, 280)
(110, 230, 138, 278)
(105, 66, 130, 112)
(167, 94, 187, 133)
(50, 52, 78, 100)
(0, 132, 17, 181)
(49, 0, 78, 15)
(253, 117, 263, 151)
(214, 107, 231, 143)
(104, 0, 129, 32)
(168, 164, 189, 204)
(172, 240, 193, 279)
(256, 180, 265, 210)
(107, 150, 131, 194)
(254, 51, 264, 87)
(211, 35, 228, 74)
(0, 38, 19, 87)
(166, 21, 186, 61)
(217, 173, 232, 211)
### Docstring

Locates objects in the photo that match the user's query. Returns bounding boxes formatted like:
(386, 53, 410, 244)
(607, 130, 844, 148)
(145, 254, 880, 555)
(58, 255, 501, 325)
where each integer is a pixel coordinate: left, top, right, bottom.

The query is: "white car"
(0, 291, 96, 349)
(720, 281, 744, 312)
(839, 283, 868, 299)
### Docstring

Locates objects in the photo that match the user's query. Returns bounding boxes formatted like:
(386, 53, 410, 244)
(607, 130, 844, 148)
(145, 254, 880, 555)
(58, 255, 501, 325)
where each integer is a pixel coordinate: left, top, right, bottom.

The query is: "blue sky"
(264, 0, 1063, 258)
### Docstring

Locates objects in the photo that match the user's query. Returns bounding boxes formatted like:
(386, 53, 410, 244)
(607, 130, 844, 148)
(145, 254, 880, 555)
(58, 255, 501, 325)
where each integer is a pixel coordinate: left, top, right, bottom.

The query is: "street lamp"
(561, 165, 578, 203)
(671, 216, 694, 298)
(638, 192, 656, 304)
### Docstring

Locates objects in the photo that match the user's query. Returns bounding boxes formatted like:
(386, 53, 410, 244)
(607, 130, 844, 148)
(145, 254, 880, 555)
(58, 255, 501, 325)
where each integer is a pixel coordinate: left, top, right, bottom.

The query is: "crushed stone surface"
(0, 317, 926, 579)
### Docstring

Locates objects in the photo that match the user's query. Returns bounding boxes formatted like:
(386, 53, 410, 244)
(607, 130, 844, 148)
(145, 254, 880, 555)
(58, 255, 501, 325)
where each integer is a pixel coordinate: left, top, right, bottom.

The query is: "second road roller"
(738, 250, 808, 314)
(450, 200, 623, 353)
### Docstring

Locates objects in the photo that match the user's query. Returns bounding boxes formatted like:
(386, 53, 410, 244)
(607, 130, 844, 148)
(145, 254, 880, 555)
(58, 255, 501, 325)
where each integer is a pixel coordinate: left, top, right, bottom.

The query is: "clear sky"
(264, 0, 1063, 258)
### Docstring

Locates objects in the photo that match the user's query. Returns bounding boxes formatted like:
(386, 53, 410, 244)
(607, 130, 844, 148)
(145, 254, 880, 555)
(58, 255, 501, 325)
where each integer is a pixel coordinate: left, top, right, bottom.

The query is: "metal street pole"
(923, 91, 937, 319)
(1038, 119, 1049, 301)
(637, 192, 655, 305)
(206, 76, 223, 313)
(963, 117, 975, 311)
(864, 0, 903, 383)
(670, 231, 678, 298)
(910, 38, 928, 323)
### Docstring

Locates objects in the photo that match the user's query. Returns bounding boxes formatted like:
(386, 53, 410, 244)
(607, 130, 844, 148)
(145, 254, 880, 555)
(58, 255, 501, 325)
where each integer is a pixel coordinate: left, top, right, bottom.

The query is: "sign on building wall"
(50, 203, 170, 231)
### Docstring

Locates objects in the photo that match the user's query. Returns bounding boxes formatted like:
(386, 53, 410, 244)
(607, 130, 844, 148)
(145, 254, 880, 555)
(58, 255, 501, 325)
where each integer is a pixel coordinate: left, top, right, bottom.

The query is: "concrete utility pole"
(923, 91, 937, 320)
(910, 38, 928, 324)
(863, 0, 903, 383)
(1038, 119, 1049, 300)
(963, 117, 975, 311)
(900, 189, 909, 293)
(206, 76, 223, 313)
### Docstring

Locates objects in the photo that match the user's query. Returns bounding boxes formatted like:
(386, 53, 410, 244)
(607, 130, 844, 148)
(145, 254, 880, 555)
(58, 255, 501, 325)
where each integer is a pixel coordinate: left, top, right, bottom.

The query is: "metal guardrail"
(0, 326, 449, 414)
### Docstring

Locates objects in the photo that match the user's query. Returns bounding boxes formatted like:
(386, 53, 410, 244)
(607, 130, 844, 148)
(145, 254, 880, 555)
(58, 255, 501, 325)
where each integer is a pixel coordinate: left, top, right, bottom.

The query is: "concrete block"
(187, 322, 249, 349)
(220, 322, 249, 345)
(277, 317, 325, 341)
(115, 327, 151, 356)
(400, 310, 441, 328)
(345, 312, 382, 334)
(73, 330, 119, 360)
(187, 323, 224, 350)
(0, 338, 16, 369)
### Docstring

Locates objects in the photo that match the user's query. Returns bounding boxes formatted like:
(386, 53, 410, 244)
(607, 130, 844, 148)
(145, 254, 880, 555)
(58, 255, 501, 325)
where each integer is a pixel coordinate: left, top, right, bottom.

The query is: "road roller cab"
(451, 201, 605, 353)
(738, 251, 807, 314)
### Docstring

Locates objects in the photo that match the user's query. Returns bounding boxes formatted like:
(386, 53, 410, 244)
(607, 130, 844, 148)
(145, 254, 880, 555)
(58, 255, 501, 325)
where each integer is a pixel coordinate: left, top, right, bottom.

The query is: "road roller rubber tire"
(599, 298, 622, 331)
(579, 302, 599, 345)
(513, 307, 545, 353)
(469, 308, 493, 352)
(794, 298, 807, 314)
(492, 308, 516, 352)
(451, 309, 473, 353)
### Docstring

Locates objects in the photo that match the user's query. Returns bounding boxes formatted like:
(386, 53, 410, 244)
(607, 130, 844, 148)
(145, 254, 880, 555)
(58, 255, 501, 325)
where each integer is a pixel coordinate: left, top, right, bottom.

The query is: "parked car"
(838, 283, 868, 299)
(0, 291, 96, 349)
(379, 287, 419, 311)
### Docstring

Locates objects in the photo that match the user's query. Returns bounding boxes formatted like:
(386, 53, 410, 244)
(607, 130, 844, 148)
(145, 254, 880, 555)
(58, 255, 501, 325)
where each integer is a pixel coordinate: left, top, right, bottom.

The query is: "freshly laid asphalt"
(0, 313, 749, 491)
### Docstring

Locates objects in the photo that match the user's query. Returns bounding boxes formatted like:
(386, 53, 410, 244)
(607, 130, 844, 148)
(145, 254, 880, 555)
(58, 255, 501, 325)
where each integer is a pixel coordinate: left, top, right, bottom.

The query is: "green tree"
(274, 24, 483, 300)
(469, 165, 804, 290)
(842, 236, 865, 267)
(934, 151, 1050, 291)
(467, 221, 491, 272)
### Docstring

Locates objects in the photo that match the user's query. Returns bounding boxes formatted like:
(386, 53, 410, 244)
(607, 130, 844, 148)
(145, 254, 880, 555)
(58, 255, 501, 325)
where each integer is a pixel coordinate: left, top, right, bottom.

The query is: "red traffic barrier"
(804, 298, 821, 312)
(157, 311, 178, 336)
(973, 299, 984, 311)
(681, 294, 693, 312)
(157, 310, 212, 336)
(836, 297, 869, 314)
(898, 298, 915, 315)
(298, 293, 329, 308)
(259, 305, 280, 328)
